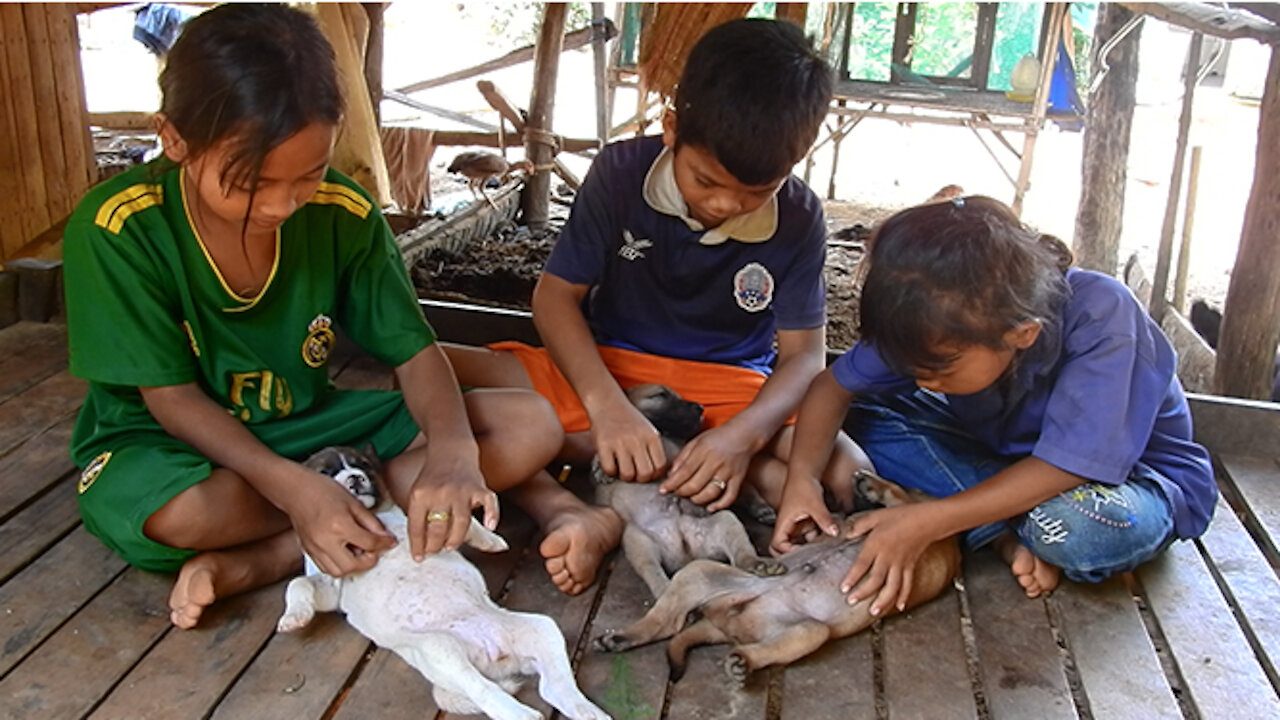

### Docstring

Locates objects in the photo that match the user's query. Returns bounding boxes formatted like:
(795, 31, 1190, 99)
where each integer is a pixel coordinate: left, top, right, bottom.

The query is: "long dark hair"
(158, 3, 343, 191)
(859, 196, 1072, 375)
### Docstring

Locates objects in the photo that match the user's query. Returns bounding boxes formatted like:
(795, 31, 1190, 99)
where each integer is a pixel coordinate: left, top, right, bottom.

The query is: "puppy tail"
(464, 516, 509, 553)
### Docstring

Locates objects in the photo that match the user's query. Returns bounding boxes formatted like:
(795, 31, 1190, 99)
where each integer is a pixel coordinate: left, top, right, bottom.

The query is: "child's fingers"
(896, 567, 915, 612)
(869, 567, 902, 617)
(841, 554, 876, 597)
(479, 491, 500, 531)
(445, 506, 470, 552)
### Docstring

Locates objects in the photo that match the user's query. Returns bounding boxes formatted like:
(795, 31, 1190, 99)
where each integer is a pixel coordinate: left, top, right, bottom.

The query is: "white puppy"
(277, 446, 612, 720)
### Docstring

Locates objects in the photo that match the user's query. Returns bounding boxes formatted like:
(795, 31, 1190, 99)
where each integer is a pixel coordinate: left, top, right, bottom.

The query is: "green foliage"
(912, 3, 977, 79)
(847, 3, 896, 82)
(990, 2, 1043, 91)
(469, 2, 593, 49)
(747, 2, 778, 19)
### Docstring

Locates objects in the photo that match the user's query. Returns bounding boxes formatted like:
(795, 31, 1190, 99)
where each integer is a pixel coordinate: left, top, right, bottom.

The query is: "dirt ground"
(410, 197, 899, 351)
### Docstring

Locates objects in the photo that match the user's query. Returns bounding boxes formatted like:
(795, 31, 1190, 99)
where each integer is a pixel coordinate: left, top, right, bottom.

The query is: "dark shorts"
(75, 389, 419, 572)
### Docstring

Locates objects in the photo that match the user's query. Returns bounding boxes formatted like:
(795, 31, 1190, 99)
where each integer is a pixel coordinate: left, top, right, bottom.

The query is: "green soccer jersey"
(63, 160, 435, 455)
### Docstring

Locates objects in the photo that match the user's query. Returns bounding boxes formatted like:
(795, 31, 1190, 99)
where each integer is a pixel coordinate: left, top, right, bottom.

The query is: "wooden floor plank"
(779, 633, 875, 720)
(0, 474, 79, 582)
(1136, 539, 1280, 718)
(1051, 575, 1180, 719)
(330, 647, 440, 720)
(0, 569, 172, 720)
(1216, 454, 1280, 565)
(0, 322, 68, 405)
(663, 644, 770, 720)
(964, 549, 1074, 719)
(0, 370, 85, 458)
(87, 581, 283, 720)
(1195, 492, 1280, 687)
(0, 525, 125, 676)
(209, 614, 371, 720)
(0, 415, 75, 520)
(882, 584, 977, 720)
(577, 558, 670, 720)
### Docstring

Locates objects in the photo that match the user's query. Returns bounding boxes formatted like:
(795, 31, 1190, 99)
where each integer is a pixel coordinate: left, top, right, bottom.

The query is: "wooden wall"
(0, 3, 95, 263)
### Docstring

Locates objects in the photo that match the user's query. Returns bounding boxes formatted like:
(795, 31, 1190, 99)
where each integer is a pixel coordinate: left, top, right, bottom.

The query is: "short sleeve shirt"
(544, 136, 827, 372)
(830, 269, 1216, 539)
(63, 161, 434, 436)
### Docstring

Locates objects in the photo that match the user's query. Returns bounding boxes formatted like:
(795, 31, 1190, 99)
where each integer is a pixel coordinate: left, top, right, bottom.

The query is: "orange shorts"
(489, 341, 785, 434)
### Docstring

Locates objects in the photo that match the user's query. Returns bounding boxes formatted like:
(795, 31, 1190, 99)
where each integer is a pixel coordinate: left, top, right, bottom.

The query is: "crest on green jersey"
(302, 314, 336, 368)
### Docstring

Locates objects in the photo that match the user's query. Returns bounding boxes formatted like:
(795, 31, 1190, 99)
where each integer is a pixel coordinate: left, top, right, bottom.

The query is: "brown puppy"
(594, 470, 961, 685)
(592, 384, 786, 599)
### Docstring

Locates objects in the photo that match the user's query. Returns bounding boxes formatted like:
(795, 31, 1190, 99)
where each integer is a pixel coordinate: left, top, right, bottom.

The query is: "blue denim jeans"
(846, 389, 1176, 583)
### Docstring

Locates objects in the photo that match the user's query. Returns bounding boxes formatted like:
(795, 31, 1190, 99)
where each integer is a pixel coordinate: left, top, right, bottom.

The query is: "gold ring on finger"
(426, 510, 451, 523)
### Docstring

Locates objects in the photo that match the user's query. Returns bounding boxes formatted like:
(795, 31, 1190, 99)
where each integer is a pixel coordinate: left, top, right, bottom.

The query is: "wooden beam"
(476, 80, 583, 192)
(362, 3, 385, 126)
(1215, 46, 1280, 400)
(395, 24, 601, 95)
(88, 111, 155, 131)
(1119, 2, 1280, 43)
(592, 3, 610, 146)
(430, 130, 599, 153)
(522, 4, 569, 230)
(1012, 3, 1067, 216)
(776, 3, 808, 26)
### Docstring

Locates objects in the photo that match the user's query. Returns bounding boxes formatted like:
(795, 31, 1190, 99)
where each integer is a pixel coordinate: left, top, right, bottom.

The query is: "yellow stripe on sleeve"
(94, 184, 164, 234)
(309, 181, 372, 219)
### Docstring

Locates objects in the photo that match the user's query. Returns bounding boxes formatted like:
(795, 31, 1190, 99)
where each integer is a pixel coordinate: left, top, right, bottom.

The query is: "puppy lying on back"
(593, 384, 785, 599)
(278, 446, 611, 720)
(594, 470, 961, 686)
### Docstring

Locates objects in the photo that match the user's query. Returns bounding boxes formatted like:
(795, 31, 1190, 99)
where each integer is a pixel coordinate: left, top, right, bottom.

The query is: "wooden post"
(592, 3, 610, 146)
(1215, 46, 1280, 401)
(1073, 2, 1142, 275)
(1173, 145, 1202, 312)
(523, 4, 568, 231)
(1149, 31, 1202, 321)
(776, 3, 808, 26)
(362, 3, 385, 126)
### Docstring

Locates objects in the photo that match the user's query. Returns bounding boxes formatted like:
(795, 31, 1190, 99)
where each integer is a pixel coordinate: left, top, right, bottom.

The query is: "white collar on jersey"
(641, 146, 778, 246)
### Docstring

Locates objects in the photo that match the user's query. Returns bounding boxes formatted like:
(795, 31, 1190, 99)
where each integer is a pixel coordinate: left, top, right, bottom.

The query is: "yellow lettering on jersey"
(309, 181, 371, 219)
(274, 376, 294, 416)
(95, 183, 164, 234)
(229, 372, 258, 411)
(229, 371, 293, 420)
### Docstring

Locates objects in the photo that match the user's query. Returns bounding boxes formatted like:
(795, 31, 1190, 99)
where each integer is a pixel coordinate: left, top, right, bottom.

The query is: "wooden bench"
(2, 315, 1278, 719)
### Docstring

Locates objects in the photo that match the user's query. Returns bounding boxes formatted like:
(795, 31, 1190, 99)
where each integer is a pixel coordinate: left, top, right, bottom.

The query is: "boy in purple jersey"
(445, 19, 872, 595)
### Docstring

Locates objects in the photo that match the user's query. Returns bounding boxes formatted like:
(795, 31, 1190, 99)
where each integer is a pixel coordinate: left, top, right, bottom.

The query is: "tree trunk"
(1215, 46, 1280, 401)
(522, 4, 568, 231)
(1073, 3, 1141, 275)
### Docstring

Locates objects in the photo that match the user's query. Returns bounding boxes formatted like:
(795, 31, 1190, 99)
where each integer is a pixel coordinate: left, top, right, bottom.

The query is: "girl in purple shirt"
(774, 196, 1216, 614)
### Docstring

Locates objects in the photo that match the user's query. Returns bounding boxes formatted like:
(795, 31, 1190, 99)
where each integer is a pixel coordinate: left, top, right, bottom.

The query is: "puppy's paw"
(749, 557, 787, 577)
(276, 608, 315, 633)
(723, 651, 750, 687)
(593, 630, 633, 653)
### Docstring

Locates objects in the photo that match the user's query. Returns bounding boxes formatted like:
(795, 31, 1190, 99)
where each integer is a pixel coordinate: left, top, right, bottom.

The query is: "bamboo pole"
(592, 3, 610, 147)
(1011, 2, 1066, 216)
(1173, 145, 1202, 312)
(523, 4, 569, 230)
(1150, 32, 1202, 321)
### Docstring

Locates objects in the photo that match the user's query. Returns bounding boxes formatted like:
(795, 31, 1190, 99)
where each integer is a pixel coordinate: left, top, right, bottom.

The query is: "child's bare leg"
(441, 342, 536, 389)
(506, 470, 622, 595)
(753, 427, 871, 511)
(144, 468, 301, 629)
(169, 530, 301, 629)
(994, 534, 1061, 598)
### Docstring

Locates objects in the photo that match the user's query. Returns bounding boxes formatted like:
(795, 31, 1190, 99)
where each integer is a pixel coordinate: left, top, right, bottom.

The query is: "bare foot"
(538, 505, 623, 595)
(167, 531, 302, 629)
(995, 535, 1061, 598)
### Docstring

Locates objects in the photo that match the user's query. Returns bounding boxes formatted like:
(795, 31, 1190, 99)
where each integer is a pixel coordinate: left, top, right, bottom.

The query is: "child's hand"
(662, 425, 754, 511)
(404, 460, 498, 561)
(589, 398, 667, 483)
(841, 503, 943, 617)
(771, 476, 838, 555)
(292, 473, 396, 577)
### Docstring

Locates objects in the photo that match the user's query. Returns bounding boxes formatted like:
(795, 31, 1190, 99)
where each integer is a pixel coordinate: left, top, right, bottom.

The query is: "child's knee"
(1013, 482, 1175, 582)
